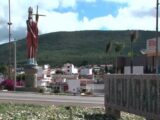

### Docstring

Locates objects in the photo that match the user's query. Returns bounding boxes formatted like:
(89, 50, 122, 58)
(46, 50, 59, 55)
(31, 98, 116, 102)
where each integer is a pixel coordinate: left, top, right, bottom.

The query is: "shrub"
(0, 79, 14, 90)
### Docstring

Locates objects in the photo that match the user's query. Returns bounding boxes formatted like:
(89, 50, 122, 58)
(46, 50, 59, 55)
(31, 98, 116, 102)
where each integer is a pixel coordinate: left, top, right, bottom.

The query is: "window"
(47, 75, 50, 77)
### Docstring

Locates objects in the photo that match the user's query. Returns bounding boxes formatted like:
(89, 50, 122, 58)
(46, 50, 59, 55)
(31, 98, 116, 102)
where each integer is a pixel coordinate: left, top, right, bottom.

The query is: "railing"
(104, 74, 160, 120)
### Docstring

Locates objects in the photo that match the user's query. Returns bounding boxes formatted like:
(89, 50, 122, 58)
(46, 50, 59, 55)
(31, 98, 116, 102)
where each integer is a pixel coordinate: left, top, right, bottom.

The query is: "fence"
(104, 74, 160, 120)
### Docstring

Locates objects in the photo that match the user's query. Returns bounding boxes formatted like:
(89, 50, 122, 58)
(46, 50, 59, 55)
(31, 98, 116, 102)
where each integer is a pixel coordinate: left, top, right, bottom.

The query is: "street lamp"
(8, 0, 12, 79)
(155, 0, 159, 74)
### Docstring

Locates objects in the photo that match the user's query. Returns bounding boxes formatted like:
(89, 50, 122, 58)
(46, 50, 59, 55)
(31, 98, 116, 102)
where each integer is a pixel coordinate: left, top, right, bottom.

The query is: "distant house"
(92, 66, 101, 75)
(51, 73, 79, 93)
(0, 73, 4, 84)
(52, 74, 78, 83)
(50, 82, 68, 93)
(67, 80, 80, 93)
(115, 38, 160, 74)
(86, 83, 104, 95)
(37, 65, 55, 87)
(62, 63, 78, 75)
(117, 55, 160, 74)
(79, 67, 92, 75)
(16, 67, 25, 75)
(80, 79, 94, 92)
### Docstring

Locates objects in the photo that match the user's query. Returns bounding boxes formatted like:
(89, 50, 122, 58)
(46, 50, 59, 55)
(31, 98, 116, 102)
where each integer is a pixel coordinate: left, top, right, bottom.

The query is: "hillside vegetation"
(0, 30, 156, 66)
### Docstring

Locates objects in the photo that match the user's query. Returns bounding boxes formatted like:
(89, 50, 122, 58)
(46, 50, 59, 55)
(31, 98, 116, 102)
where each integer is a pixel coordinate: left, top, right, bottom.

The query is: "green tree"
(114, 42, 125, 73)
(105, 41, 124, 73)
(80, 60, 88, 66)
(105, 41, 112, 64)
(0, 64, 7, 76)
(130, 31, 139, 73)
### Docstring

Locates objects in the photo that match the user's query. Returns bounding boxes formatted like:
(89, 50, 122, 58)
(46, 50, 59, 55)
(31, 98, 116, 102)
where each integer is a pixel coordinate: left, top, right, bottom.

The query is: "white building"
(124, 66, 144, 75)
(0, 73, 4, 84)
(86, 83, 104, 95)
(52, 74, 78, 83)
(80, 68, 92, 75)
(146, 38, 160, 56)
(67, 80, 80, 93)
(44, 64, 52, 70)
(37, 65, 55, 87)
(62, 63, 78, 75)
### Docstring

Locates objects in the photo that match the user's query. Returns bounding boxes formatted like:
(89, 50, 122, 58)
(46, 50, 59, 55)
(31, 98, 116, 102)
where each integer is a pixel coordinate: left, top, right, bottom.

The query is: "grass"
(0, 103, 145, 120)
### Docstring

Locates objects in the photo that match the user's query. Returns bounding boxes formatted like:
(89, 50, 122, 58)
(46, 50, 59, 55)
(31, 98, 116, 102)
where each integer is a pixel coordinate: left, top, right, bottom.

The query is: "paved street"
(0, 92, 104, 107)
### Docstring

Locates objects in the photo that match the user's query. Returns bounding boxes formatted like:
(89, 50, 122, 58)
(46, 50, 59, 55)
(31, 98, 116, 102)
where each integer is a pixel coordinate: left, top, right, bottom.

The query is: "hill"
(0, 30, 157, 66)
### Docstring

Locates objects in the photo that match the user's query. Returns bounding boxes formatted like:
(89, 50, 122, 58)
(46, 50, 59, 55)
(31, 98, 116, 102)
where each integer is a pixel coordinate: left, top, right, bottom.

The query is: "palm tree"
(105, 41, 112, 53)
(105, 41, 112, 72)
(105, 41, 112, 73)
(105, 41, 124, 73)
(114, 42, 125, 73)
(105, 41, 112, 62)
(130, 31, 139, 73)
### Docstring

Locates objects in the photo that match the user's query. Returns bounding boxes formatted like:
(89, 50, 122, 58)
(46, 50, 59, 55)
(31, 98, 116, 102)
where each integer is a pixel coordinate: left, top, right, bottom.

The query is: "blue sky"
(0, 0, 157, 44)
(55, 0, 128, 20)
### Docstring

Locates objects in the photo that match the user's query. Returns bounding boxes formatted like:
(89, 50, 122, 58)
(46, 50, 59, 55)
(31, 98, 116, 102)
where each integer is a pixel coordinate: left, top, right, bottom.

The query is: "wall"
(124, 66, 144, 74)
(67, 80, 80, 93)
(0, 75, 4, 84)
(87, 83, 104, 95)
(80, 68, 92, 75)
(104, 74, 160, 119)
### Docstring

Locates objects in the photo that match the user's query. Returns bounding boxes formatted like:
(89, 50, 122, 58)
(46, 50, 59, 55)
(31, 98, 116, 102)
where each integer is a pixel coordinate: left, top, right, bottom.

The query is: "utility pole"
(156, 0, 159, 74)
(14, 39, 16, 91)
(8, 0, 12, 79)
(131, 40, 133, 74)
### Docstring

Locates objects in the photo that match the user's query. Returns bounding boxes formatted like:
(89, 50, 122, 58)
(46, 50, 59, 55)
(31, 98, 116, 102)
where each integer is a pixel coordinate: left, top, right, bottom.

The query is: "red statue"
(26, 7, 38, 64)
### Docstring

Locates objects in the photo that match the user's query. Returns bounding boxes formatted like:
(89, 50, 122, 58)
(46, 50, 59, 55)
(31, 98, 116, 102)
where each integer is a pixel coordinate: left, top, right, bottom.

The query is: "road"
(0, 92, 104, 107)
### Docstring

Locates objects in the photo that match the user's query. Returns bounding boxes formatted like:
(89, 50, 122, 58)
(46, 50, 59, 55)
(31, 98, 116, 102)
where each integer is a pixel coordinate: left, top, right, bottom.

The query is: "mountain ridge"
(0, 30, 157, 66)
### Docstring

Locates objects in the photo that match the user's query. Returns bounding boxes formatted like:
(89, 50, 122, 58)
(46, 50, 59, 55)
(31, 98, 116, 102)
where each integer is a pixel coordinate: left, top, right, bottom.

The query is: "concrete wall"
(67, 80, 80, 93)
(86, 84, 104, 94)
(124, 66, 144, 74)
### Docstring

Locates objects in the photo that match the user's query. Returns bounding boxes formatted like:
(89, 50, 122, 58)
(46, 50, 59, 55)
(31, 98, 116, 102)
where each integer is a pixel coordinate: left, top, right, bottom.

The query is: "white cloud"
(80, 0, 96, 3)
(77, 0, 157, 31)
(103, 0, 129, 3)
(39, 11, 79, 33)
(60, 0, 76, 8)
(0, 0, 158, 44)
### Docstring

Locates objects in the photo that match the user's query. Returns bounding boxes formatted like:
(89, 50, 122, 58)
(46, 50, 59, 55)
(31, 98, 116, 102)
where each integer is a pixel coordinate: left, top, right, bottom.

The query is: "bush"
(38, 88, 45, 93)
(54, 89, 60, 93)
(0, 79, 14, 90)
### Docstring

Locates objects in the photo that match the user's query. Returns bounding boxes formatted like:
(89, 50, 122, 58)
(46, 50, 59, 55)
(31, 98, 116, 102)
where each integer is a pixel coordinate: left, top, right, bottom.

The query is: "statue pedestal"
(24, 64, 38, 91)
